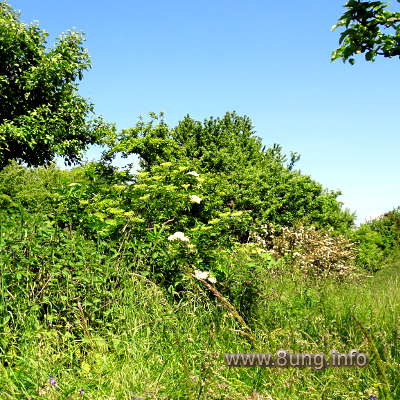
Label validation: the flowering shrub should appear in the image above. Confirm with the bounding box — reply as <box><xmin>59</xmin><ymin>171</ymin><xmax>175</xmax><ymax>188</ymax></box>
<box><xmin>52</xmin><ymin>158</ymin><xmax>254</xmax><ymax>292</ymax></box>
<box><xmin>104</xmin><ymin>112</ymin><xmax>355</xmax><ymax>233</ymax></box>
<box><xmin>250</xmin><ymin>224</ymin><xmax>358</xmax><ymax>277</ymax></box>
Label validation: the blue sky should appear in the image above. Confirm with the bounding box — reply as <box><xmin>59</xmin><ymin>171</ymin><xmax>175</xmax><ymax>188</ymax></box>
<box><xmin>10</xmin><ymin>0</ymin><xmax>400</xmax><ymax>225</ymax></box>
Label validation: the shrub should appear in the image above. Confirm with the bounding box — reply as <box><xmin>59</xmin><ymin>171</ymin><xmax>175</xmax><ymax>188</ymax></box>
<box><xmin>249</xmin><ymin>223</ymin><xmax>358</xmax><ymax>278</ymax></box>
<box><xmin>52</xmin><ymin>159</ymin><xmax>255</xmax><ymax>292</ymax></box>
<box><xmin>208</xmin><ymin>242</ymin><xmax>279</xmax><ymax>319</ymax></box>
<box><xmin>104</xmin><ymin>112</ymin><xmax>355</xmax><ymax>233</ymax></box>
<box><xmin>0</xmin><ymin>161</ymin><xmax>88</xmax><ymax>213</ymax></box>
<box><xmin>0</xmin><ymin>212</ymin><xmax>129</xmax><ymax>346</ymax></box>
<box><xmin>367</xmin><ymin>208</ymin><xmax>400</xmax><ymax>252</ymax></box>
<box><xmin>351</xmin><ymin>208</ymin><xmax>400</xmax><ymax>271</ymax></box>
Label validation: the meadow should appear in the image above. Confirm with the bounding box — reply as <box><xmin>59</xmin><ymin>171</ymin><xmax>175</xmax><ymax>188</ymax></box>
<box><xmin>0</xmin><ymin>184</ymin><xmax>399</xmax><ymax>399</ymax></box>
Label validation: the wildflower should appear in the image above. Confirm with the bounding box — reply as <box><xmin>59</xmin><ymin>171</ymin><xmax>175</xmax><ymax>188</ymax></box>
<box><xmin>194</xmin><ymin>270</ymin><xmax>217</xmax><ymax>283</ymax></box>
<box><xmin>189</xmin><ymin>195</ymin><xmax>202</xmax><ymax>204</ymax></box>
<box><xmin>194</xmin><ymin>269</ymin><xmax>208</xmax><ymax>280</ymax></box>
<box><xmin>368</xmin><ymin>396</ymin><xmax>377</xmax><ymax>400</ymax></box>
<box><xmin>168</xmin><ymin>231</ymin><xmax>189</xmax><ymax>242</ymax></box>
<box><xmin>79</xmin><ymin>388</ymin><xmax>84</xmax><ymax>396</ymax></box>
<box><xmin>186</xmin><ymin>171</ymin><xmax>199</xmax><ymax>177</ymax></box>
<box><xmin>48</xmin><ymin>376</ymin><xmax>57</xmax><ymax>388</ymax></box>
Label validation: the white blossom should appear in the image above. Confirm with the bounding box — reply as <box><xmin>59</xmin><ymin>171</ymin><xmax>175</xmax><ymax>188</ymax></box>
<box><xmin>186</xmin><ymin>171</ymin><xmax>199</xmax><ymax>177</ymax></box>
<box><xmin>189</xmin><ymin>195</ymin><xmax>202</xmax><ymax>204</ymax></box>
<box><xmin>168</xmin><ymin>231</ymin><xmax>189</xmax><ymax>242</ymax></box>
<box><xmin>194</xmin><ymin>269</ymin><xmax>209</xmax><ymax>280</ymax></box>
<box><xmin>193</xmin><ymin>270</ymin><xmax>217</xmax><ymax>284</ymax></box>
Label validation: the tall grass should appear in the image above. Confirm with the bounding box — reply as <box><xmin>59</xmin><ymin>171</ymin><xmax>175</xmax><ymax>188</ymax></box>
<box><xmin>0</xmin><ymin>212</ymin><xmax>398</xmax><ymax>399</ymax></box>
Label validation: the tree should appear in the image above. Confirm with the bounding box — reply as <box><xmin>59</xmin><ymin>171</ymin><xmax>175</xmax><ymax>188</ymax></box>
<box><xmin>0</xmin><ymin>1</ymin><xmax>110</xmax><ymax>169</ymax></box>
<box><xmin>102</xmin><ymin>111</ymin><xmax>355</xmax><ymax>233</ymax></box>
<box><xmin>331</xmin><ymin>0</ymin><xmax>400</xmax><ymax>64</ymax></box>
<box><xmin>103</xmin><ymin>111</ymin><xmax>300</xmax><ymax>173</ymax></box>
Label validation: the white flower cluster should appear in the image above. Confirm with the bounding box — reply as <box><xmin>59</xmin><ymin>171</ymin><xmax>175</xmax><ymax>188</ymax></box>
<box><xmin>249</xmin><ymin>224</ymin><xmax>357</xmax><ymax>277</ymax></box>
<box><xmin>168</xmin><ymin>231</ymin><xmax>189</xmax><ymax>242</ymax></box>
<box><xmin>194</xmin><ymin>269</ymin><xmax>217</xmax><ymax>284</ymax></box>
<box><xmin>186</xmin><ymin>171</ymin><xmax>199</xmax><ymax>177</ymax></box>
<box><xmin>189</xmin><ymin>195</ymin><xmax>202</xmax><ymax>204</ymax></box>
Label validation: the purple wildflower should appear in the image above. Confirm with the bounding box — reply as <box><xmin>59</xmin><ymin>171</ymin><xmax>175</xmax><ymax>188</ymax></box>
<box><xmin>79</xmin><ymin>388</ymin><xmax>84</xmax><ymax>396</ymax></box>
<box><xmin>48</xmin><ymin>376</ymin><xmax>57</xmax><ymax>388</ymax></box>
<box><xmin>369</xmin><ymin>396</ymin><xmax>377</xmax><ymax>400</ymax></box>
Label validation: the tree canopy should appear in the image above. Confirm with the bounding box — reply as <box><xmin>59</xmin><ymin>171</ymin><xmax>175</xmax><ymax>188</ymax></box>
<box><xmin>0</xmin><ymin>1</ymin><xmax>109</xmax><ymax>169</ymax></box>
<box><xmin>103</xmin><ymin>111</ymin><xmax>300</xmax><ymax>174</ymax></box>
<box><xmin>332</xmin><ymin>0</ymin><xmax>400</xmax><ymax>63</ymax></box>
<box><xmin>102</xmin><ymin>112</ymin><xmax>355</xmax><ymax>234</ymax></box>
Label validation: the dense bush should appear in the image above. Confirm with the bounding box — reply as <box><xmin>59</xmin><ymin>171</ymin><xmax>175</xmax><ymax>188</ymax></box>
<box><xmin>208</xmin><ymin>243</ymin><xmax>279</xmax><ymax>319</ymax></box>
<box><xmin>52</xmin><ymin>159</ymin><xmax>255</xmax><ymax>292</ymax></box>
<box><xmin>0</xmin><ymin>161</ymin><xmax>87</xmax><ymax>213</ymax></box>
<box><xmin>103</xmin><ymin>112</ymin><xmax>355</xmax><ymax>233</ymax></box>
<box><xmin>368</xmin><ymin>208</ymin><xmax>400</xmax><ymax>251</ymax></box>
<box><xmin>0</xmin><ymin>212</ymin><xmax>130</xmax><ymax>354</ymax></box>
<box><xmin>351</xmin><ymin>208</ymin><xmax>400</xmax><ymax>271</ymax></box>
<box><xmin>249</xmin><ymin>223</ymin><xmax>358</xmax><ymax>278</ymax></box>
<box><xmin>47</xmin><ymin>151</ymin><xmax>355</xmax><ymax>291</ymax></box>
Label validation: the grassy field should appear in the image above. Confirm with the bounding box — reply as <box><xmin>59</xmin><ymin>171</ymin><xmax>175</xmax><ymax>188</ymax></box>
<box><xmin>0</xmin><ymin>214</ymin><xmax>399</xmax><ymax>399</ymax></box>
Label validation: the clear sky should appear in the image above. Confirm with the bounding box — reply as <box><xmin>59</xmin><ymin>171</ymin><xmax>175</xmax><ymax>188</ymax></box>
<box><xmin>9</xmin><ymin>0</ymin><xmax>400</xmax><ymax>225</ymax></box>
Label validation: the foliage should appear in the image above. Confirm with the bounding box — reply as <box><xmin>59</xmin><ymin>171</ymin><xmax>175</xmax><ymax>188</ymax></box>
<box><xmin>0</xmin><ymin>145</ymin><xmax>398</xmax><ymax>400</ymax></box>
<box><xmin>0</xmin><ymin>1</ymin><xmax>111</xmax><ymax>169</ymax></box>
<box><xmin>52</xmin><ymin>159</ymin><xmax>255</xmax><ymax>292</ymax></box>
<box><xmin>220</xmin><ymin>159</ymin><xmax>355</xmax><ymax>233</ymax></box>
<box><xmin>0</xmin><ymin>102</ymin><xmax>352</xmax><ymax>290</ymax></box>
<box><xmin>103</xmin><ymin>111</ymin><xmax>300</xmax><ymax>173</ymax></box>
<box><xmin>332</xmin><ymin>0</ymin><xmax>400</xmax><ymax>64</ymax></box>
<box><xmin>48</xmin><ymin>153</ymin><xmax>355</xmax><ymax>292</ymax></box>
<box><xmin>368</xmin><ymin>207</ymin><xmax>400</xmax><ymax>248</ymax></box>
<box><xmin>0</xmin><ymin>161</ymin><xmax>88</xmax><ymax>213</ymax></box>
<box><xmin>0</xmin><ymin>212</ymin><xmax>129</xmax><ymax>342</ymax></box>
<box><xmin>351</xmin><ymin>207</ymin><xmax>400</xmax><ymax>271</ymax></box>
<box><xmin>102</xmin><ymin>112</ymin><xmax>355</xmax><ymax>233</ymax></box>
<box><xmin>1</xmin><ymin>206</ymin><xmax>399</xmax><ymax>399</ymax></box>
<box><xmin>352</xmin><ymin>223</ymin><xmax>388</xmax><ymax>271</ymax></box>
<box><xmin>209</xmin><ymin>243</ymin><xmax>279</xmax><ymax>319</ymax></box>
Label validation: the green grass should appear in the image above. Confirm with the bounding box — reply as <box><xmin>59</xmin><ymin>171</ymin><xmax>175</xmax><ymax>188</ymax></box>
<box><xmin>0</xmin><ymin>214</ymin><xmax>399</xmax><ymax>399</ymax></box>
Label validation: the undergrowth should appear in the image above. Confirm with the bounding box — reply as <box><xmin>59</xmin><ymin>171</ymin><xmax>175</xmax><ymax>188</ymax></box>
<box><xmin>0</xmin><ymin>211</ymin><xmax>398</xmax><ymax>399</ymax></box>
